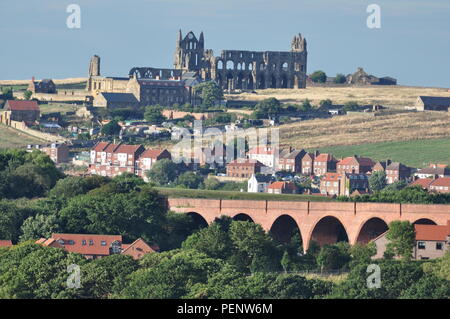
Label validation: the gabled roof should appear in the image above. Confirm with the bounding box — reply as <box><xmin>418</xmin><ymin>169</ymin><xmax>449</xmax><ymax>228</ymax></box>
<box><xmin>418</xmin><ymin>96</ymin><xmax>450</xmax><ymax>107</ymax></box>
<box><xmin>283</xmin><ymin>149</ymin><xmax>305</xmax><ymax>159</ymax></box>
<box><xmin>386</xmin><ymin>162</ymin><xmax>409</xmax><ymax>170</ymax></box>
<box><xmin>92</xmin><ymin>141</ymin><xmax>111</xmax><ymax>152</ymax></box>
<box><xmin>140</xmin><ymin>148</ymin><xmax>168</xmax><ymax>159</ymax></box>
<box><xmin>115</xmin><ymin>144</ymin><xmax>144</xmax><ymax>155</ymax></box>
<box><xmin>5</xmin><ymin>100</ymin><xmax>40</xmax><ymax>111</ymax></box>
<box><xmin>409</xmin><ymin>178</ymin><xmax>434</xmax><ymax>189</ymax></box>
<box><xmin>268</xmin><ymin>181</ymin><xmax>297</xmax><ymax>190</ymax></box>
<box><xmin>51</xmin><ymin>233</ymin><xmax>122</xmax><ymax>256</ymax></box>
<box><xmin>121</xmin><ymin>238</ymin><xmax>156</xmax><ymax>260</ymax></box>
<box><xmin>430</xmin><ymin>177</ymin><xmax>450</xmax><ymax>187</ymax></box>
<box><xmin>314</xmin><ymin>153</ymin><xmax>335</xmax><ymax>162</ymax></box>
<box><xmin>338</xmin><ymin>156</ymin><xmax>375</xmax><ymax>167</ymax></box>
<box><xmin>322</xmin><ymin>172</ymin><xmax>342</xmax><ymax>181</ymax></box>
<box><xmin>248</xmin><ymin>146</ymin><xmax>277</xmax><ymax>155</ymax></box>
<box><xmin>228</xmin><ymin>158</ymin><xmax>263</xmax><ymax>167</ymax></box>
<box><xmin>252</xmin><ymin>174</ymin><xmax>272</xmax><ymax>183</ymax></box>
<box><xmin>416</xmin><ymin>166</ymin><xmax>450</xmax><ymax>176</ymax></box>
<box><xmin>415</xmin><ymin>223</ymin><xmax>449</xmax><ymax>241</ymax></box>
<box><xmin>0</xmin><ymin>240</ymin><xmax>13</xmax><ymax>247</ymax></box>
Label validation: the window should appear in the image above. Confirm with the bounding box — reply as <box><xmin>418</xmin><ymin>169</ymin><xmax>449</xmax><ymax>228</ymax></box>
<box><xmin>82</xmin><ymin>240</ymin><xmax>86</xmax><ymax>246</ymax></box>
<box><xmin>436</xmin><ymin>242</ymin><xmax>443</xmax><ymax>250</ymax></box>
<box><xmin>417</xmin><ymin>241</ymin><xmax>426</xmax><ymax>249</ymax></box>
<box><xmin>101</xmin><ymin>241</ymin><xmax>107</xmax><ymax>246</ymax></box>
<box><xmin>89</xmin><ymin>240</ymin><xmax>94</xmax><ymax>246</ymax></box>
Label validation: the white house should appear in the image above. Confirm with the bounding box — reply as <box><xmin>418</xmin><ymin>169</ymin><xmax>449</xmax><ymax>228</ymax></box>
<box><xmin>247</xmin><ymin>174</ymin><xmax>272</xmax><ymax>193</ymax></box>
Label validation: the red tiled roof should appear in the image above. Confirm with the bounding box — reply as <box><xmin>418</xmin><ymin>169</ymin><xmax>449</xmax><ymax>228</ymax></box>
<box><xmin>228</xmin><ymin>158</ymin><xmax>263</xmax><ymax>167</ymax></box>
<box><xmin>430</xmin><ymin>177</ymin><xmax>450</xmax><ymax>187</ymax></box>
<box><xmin>115</xmin><ymin>144</ymin><xmax>143</xmax><ymax>155</ymax></box>
<box><xmin>268</xmin><ymin>181</ymin><xmax>297</xmax><ymax>190</ymax></box>
<box><xmin>92</xmin><ymin>142</ymin><xmax>110</xmax><ymax>152</ymax></box>
<box><xmin>141</xmin><ymin>149</ymin><xmax>165</xmax><ymax>159</ymax></box>
<box><xmin>322</xmin><ymin>172</ymin><xmax>342</xmax><ymax>181</ymax></box>
<box><xmin>415</xmin><ymin>223</ymin><xmax>449</xmax><ymax>241</ymax></box>
<box><xmin>315</xmin><ymin>153</ymin><xmax>335</xmax><ymax>162</ymax></box>
<box><xmin>6</xmin><ymin>100</ymin><xmax>40</xmax><ymax>111</ymax></box>
<box><xmin>338</xmin><ymin>156</ymin><xmax>375</xmax><ymax>166</ymax></box>
<box><xmin>51</xmin><ymin>233</ymin><xmax>122</xmax><ymax>256</ymax></box>
<box><xmin>410</xmin><ymin>178</ymin><xmax>434</xmax><ymax>189</ymax></box>
<box><xmin>247</xmin><ymin>146</ymin><xmax>277</xmax><ymax>155</ymax></box>
<box><xmin>0</xmin><ymin>240</ymin><xmax>13</xmax><ymax>247</ymax></box>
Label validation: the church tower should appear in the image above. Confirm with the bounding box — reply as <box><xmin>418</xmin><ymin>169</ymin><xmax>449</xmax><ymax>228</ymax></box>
<box><xmin>291</xmin><ymin>34</ymin><xmax>307</xmax><ymax>52</ymax></box>
<box><xmin>173</xmin><ymin>30</ymin><xmax>205</xmax><ymax>72</ymax></box>
<box><xmin>89</xmin><ymin>55</ymin><xmax>101</xmax><ymax>77</ymax></box>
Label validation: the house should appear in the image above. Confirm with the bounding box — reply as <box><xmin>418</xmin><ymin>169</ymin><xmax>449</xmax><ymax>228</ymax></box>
<box><xmin>416</xmin><ymin>96</ymin><xmax>450</xmax><ymax>111</ymax></box>
<box><xmin>28</xmin><ymin>78</ymin><xmax>56</xmax><ymax>94</ymax></box>
<box><xmin>0</xmin><ymin>240</ymin><xmax>13</xmax><ymax>247</ymax></box>
<box><xmin>409</xmin><ymin>178</ymin><xmax>434</xmax><ymax>190</ymax></box>
<box><xmin>319</xmin><ymin>172</ymin><xmax>341</xmax><ymax>196</ymax></box>
<box><xmin>36</xmin><ymin>233</ymin><xmax>155</xmax><ymax>260</ymax></box>
<box><xmin>1</xmin><ymin>100</ymin><xmax>40</xmax><ymax>125</ymax></box>
<box><xmin>313</xmin><ymin>153</ymin><xmax>337</xmax><ymax>176</ymax></box>
<box><xmin>267</xmin><ymin>181</ymin><xmax>298</xmax><ymax>194</ymax></box>
<box><xmin>385</xmin><ymin>162</ymin><xmax>411</xmax><ymax>184</ymax></box>
<box><xmin>372</xmin><ymin>221</ymin><xmax>450</xmax><ymax>260</ymax></box>
<box><xmin>429</xmin><ymin>177</ymin><xmax>450</xmax><ymax>193</ymax></box>
<box><xmin>89</xmin><ymin>142</ymin><xmax>146</xmax><ymax>178</ymax></box>
<box><xmin>41</xmin><ymin>143</ymin><xmax>70</xmax><ymax>164</ymax></box>
<box><xmin>301</xmin><ymin>152</ymin><xmax>316</xmax><ymax>175</ymax></box>
<box><xmin>372</xmin><ymin>160</ymin><xmax>392</xmax><ymax>173</ymax></box>
<box><xmin>342</xmin><ymin>173</ymin><xmax>369</xmax><ymax>196</ymax></box>
<box><xmin>247</xmin><ymin>145</ymin><xmax>278</xmax><ymax>169</ymax></box>
<box><xmin>226</xmin><ymin>159</ymin><xmax>266</xmax><ymax>179</ymax></box>
<box><xmin>278</xmin><ymin>148</ymin><xmax>306</xmax><ymax>173</ymax></box>
<box><xmin>93</xmin><ymin>92</ymin><xmax>140</xmax><ymax>109</ymax></box>
<box><xmin>414</xmin><ymin>164</ymin><xmax>450</xmax><ymax>179</ymax></box>
<box><xmin>137</xmin><ymin>149</ymin><xmax>171</xmax><ymax>180</ymax></box>
<box><xmin>121</xmin><ymin>238</ymin><xmax>158</xmax><ymax>260</ymax></box>
<box><xmin>247</xmin><ymin>174</ymin><xmax>272</xmax><ymax>193</ymax></box>
<box><xmin>336</xmin><ymin>156</ymin><xmax>375</xmax><ymax>174</ymax></box>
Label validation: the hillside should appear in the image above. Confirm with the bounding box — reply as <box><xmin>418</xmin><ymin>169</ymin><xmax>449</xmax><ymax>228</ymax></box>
<box><xmin>0</xmin><ymin>124</ymin><xmax>45</xmax><ymax>149</ymax></box>
<box><xmin>226</xmin><ymin>85</ymin><xmax>450</xmax><ymax>108</ymax></box>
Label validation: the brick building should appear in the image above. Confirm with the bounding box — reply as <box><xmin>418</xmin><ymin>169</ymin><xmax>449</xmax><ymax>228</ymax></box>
<box><xmin>247</xmin><ymin>146</ymin><xmax>278</xmax><ymax>169</ymax></box>
<box><xmin>278</xmin><ymin>148</ymin><xmax>306</xmax><ymax>173</ymax></box>
<box><xmin>319</xmin><ymin>172</ymin><xmax>341</xmax><ymax>196</ymax></box>
<box><xmin>2</xmin><ymin>100</ymin><xmax>40</xmax><ymax>125</ymax></box>
<box><xmin>267</xmin><ymin>181</ymin><xmax>298</xmax><ymax>194</ymax></box>
<box><xmin>226</xmin><ymin>158</ymin><xmax>265</xmax><ymax>178</ymax></box>
<box><xmin>336</xmin><ymin>156</ymin><xmax>375</xmax><ymax>174</ymax></box>
<box><xmin>313</xmin><ymin>153</ymin><xmax>337</xmax><ymax>176</ymax></box>
<box><xmin>41</xmin><ymin>143</ymin><xmax>70</xmax><ymax>164</ymax></box>
<box><xmin>137</xmin><ymin>149</ymin><xmax>171</xmax><ymax>181</ymax></box>
<box><xmin>385</xmin><ymin>162</ymin><xmax>411</xmax><ymax>184</ymax></box>
<box><xmin>301</xmin><ymin>152</ymin><xmax>315</xmax><ymax>175</ymax></box>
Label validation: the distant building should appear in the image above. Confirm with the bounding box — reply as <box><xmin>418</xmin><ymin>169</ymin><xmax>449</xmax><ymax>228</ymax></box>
<box><xmin>137</xmin><ymin>149</ymin><xmax>171</xmax><ymax>181</ymax></box>
<box><xmin>319</xmin><ymin>172</ymin><xmax>369</xmax><ymax>196</ymax></box>
<box><xmin>278</xmin><ymin>148</ymin><xmax>306</xmax><ymax>173</ymax></box>
<box><xmin>41</xmin><ymin>143</ymin><xmax>70</xmax><ymax>164</ymax></box>
<box><xmin>385</xmin><ymin>162</ymin><xmax>411</xmax><ymax>184</ymax></box>
<box><xmin>416</xmin><ymin>96</ymin><xmax>450</xmax><ymax>111</ymax></box>
<box><xmin>36</xmin><ymin>233</ymin><xmax>155</xmax><ymax>260</ymax></box>
<box><xmin>267</xmin><ymin>181</ymin><xmax>298</xmax><ymax>194</ymax></box>
<box><xmin>247</xmin><ymin>174</ymin><xmax>272</xmax><ymax>193</ymax></box>
<box><xmin>93</xmin><ymin>92</ymin><xmax>139</xmax><ymax>109</ymax></box>
<box><xmin>414</xmin><ymin>164</ymin><xmax>450</xmax><ymax>179</ymax></box>
<box><xmin>409</xmin><ymin>178</ymin><xmax>434</xmax><ymax>190</ymax></box>
<box><xmin>336</xmin><ymin>156</ymin><xmax>375</xmax><ymax>175</ymax></box>
<box><xmin>319</xmin><ymin>172</ymin><xmax>341</xmax><ymax>196</ymax></box>
<box><xmin>226</xmin><ymin>158</ymin><xmax>265</xmax><ymax>179</ymax></box>
<box><xmin>429</xmin><ymin>177</ymin><xmax>450</xmax><ymax>193</ymax></box>
<box><xmin>28</xmin><ymin>78</ymin><xmax>56</xmax><ymax>94</ymax></box>
<box><xmin>372</xmin><ymin>160</ymin><xmax>392</xmax><ymax>173</ymax></box>
<box><xmin>1</xmin><ymin>100</ymin><xmax>40</xmax><ymax>125</ymax></box>
<box><xmin>372</xmin><ymin>221</ymin><xmax>450</xmax><ymax>260</ymax></box>
<box><xmin>301</xmin><ymin>152</ymin><xmax>316</xmax><ymax>175</ymax></box>
<box><xmin>313</xmin><ymin>153</ymin><xmax>337</xmax><ymax>176</ymax></box>
<box><xmin>247</xmin><ymin>146</ymin><xmax>278</xmax><ymax>169</ymax></box>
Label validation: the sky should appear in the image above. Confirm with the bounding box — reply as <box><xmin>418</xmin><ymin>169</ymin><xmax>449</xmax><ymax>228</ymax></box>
<box><xmin>1</xmin><ymin>0</ymin><xmax>450</xmax><ymax>87</ymax></box>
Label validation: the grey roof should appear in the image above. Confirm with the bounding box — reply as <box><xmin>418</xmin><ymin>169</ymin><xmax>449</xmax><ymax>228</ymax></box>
<box><xmin>418</xmin><ymin>96</ymin><xmax>450</xmax><ymax>107</ymax></box>
<box><xmin>386</xmin><ymin>162</ymin><xmax>409</xmax><ymax>170</ymax></box>
<box><xmin>416</xmin><ymin>167</ymin><xmax>450</xmax><ymax>175</ymax></box>
<box><xmin>254</xmin><ymin>175</ymin><xmax>272</xmax><ymax>183</ymax></box>
<box><xmin>283</xmin><ymin>149</ymin><xmax>306</xmax><ymax>159</ymax></box>
<box><xmin>100</xmin><ymin>92</ymin><xmax>138</xmax><ymax>103</ymax></box>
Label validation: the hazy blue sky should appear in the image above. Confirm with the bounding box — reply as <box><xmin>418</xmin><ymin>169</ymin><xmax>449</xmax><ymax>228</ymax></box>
<box><xmin>1</xmin><ymin>0</ymin><xmax>449</xmax><ymax>87</ymax></box>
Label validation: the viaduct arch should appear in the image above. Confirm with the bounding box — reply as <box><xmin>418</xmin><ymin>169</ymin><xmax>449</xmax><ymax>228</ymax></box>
<box><xmin>168</xmin><ymin>198</ymin><xmax>450</xmax><ymax>252</ymax></box>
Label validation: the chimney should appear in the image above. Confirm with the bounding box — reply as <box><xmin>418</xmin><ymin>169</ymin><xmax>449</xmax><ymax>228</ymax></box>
<box><xmin>314</xmin><ymin>150</ymin><xmax>320</xmax><ymax>157</ymax></box>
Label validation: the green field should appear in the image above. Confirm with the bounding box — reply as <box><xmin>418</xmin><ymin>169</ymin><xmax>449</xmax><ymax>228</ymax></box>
<box><xmin>316</xmin><ymin>137</ymin><xmax>450</xmax><ymax>168</ymax></box>
<box><xmin>0</xmin><ymin>124</ymin><xmax>45</xmax><ymax>149</ymax></box>
<box><xmin>156</xmin><ymin>187</ymin><xmax>334</xmax><ymax>202</ymax></box>
<box><xmin>39</xmin><ymin>103</ymin><xmax>78</xmax><ymax>115</ymax></box>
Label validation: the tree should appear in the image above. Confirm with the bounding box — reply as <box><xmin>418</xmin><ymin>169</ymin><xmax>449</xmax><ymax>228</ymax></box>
<box><xmin>20</xmin><ymin>214</ymin><xmax>61</xmax><ymax>241</ymax></box>
<box><xmin>319</xmin><ymin>99</ymin><xmax>333</xmax><ymax>109</ymax></box>
<box><xmin>369</xmin><ymin>170</ymin><xmax>387</xmax><ymax>192</ymax></box>
<box><xmin>23</xmin><ymin>90</ymin><xmax>33</xmax><ymax>100</ymax></box>
<box><xmin>343</xmin><ymin>101</ymin><xmax>359</xmax><ymax>112</ymax></box>
<box><xmin>101</xmin><ymin>120</ymin><xmax>121</xmax><ymax>136</ymax></box>
<box><xmin>176</xmin><ymin>171</ymin><xmax>204</xmax><ymax>189</ymax></box>
<box><xmin>204</xmin><ymin>177</ymin><xmax>221</xmax><ymax>190</ymax></box>
<box><xmin>317</xmin><ymin>243</ymin><xmax>351</xmax><ymax>271</ymax></box>
<box><xmin>298</xmin><ymin>99</ymin><xmax>312</xmax><ymax>112</ymax></box>
<box><xmin>385</xmin><ymin>221</ymin><xmax>415</xmax><ymax>260</ymax></box>
<box><xmin>146</xmin><ymin>159</ymin><xmax>180</xmax><ymax>186</ymax></box>
<box><xmin>144</xmin><ymin>105</ymin><xmax>166</xmax><ymax>125</ymax></box>
<box><xmin>252</xmin><ymin>98</ymin><xmax>282</xmax><ymax>119</ymax></box>
<box><xmin>309</xmin><ymin>70</ymin><xmax>327</xmax><ymax>83</ymax></box>
<box><xmin>334</xmin><ymin>73</ymin><xmax>347</xmax><ymax>84</ymax></box>
<box><xmin>194</xmin><ymin>81</ymin><xmax>224</xmax><ymax>108</ymax></box>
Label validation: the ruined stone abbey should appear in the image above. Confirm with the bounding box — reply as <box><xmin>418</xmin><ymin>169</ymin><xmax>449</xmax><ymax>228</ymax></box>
<box><xmin>85</xmin><ymin>30</ymin><xmax>307</xmax><ymax>108</ymax></box>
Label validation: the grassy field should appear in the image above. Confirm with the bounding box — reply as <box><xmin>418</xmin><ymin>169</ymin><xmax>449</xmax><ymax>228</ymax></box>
<box><xmin>0</xmin><ymin>124</ymin><xmax>45</xmax><ymax>149</ymax></box>
<box><xmin>226</xmin><ymin>85</ymin><xmax>450</xmax><ymax>108</ymax></box>
<box><xmin>280</xmin><ymin>111</ymin><xmax>450</xmax><ymax>150</ymax></box>
<box><xmin>316</xmin><ymin>138</ymin><xmax>450</xmax><ymax>168</ymax></box>
<box><xmin>39</xmin><ymin>103</ymin><xmax>78</xmax><ymax>115</ymax></box>
<box><xmin>156</xmin><ymin>187</ymin><xmax>334</xmax><ymax>202</ymax></box>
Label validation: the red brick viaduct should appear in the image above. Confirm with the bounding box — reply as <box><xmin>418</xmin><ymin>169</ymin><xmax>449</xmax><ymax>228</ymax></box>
<box><xmin>168</xmin><ymin>198</ymin><xmax>450</xmax><ymax>251</ymax></box>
